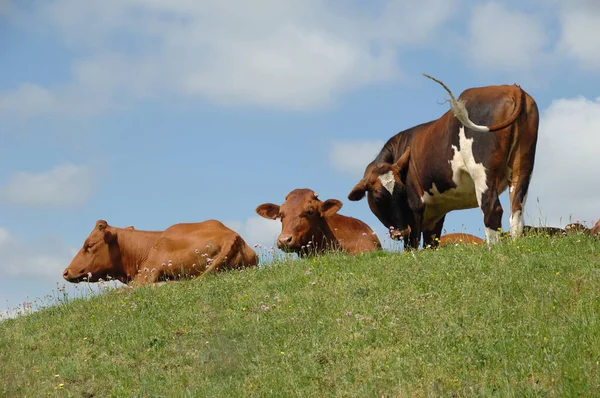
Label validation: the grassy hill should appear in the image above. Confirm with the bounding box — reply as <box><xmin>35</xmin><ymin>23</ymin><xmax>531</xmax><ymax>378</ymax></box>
<box><xmin>1</xmin><ymin>234</ymin><xmax>600</xmax><ymax>397</ymax></box>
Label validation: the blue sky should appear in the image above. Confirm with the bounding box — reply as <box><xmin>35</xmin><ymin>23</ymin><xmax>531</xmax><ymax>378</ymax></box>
<box><xmin>1</xmin><ymin>0</ymin><xmax>599</xmax><ymax>316</ymax></box>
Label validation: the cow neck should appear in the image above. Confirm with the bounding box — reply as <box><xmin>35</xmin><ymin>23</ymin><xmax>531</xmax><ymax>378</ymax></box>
<box><xmin>408</xmin><ymin>155</ymin><xmax>425</xmax><ymax>198</ymax></box>
<box><xmin>116</xmin><ymin>228</ymin><xmax>162</xmax><ymax>280</ymax></box>
<box><xmin>313</xmin><ymin>217</ymin><xmax>337</xmax><ymax>251</ymax></box>
<box><xmin>391</xmin><ymin>138</ymin><xmax>425</xmax><ymax>198</ymax></box>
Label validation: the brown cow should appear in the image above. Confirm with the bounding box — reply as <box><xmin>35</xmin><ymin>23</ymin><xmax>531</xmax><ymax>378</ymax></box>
<box><xmin>348</xmin><ymin>74</ymin><xmax>539</xmax><ymax>249</ymax></box>
<box><xmin>592</xmin><ymin>220</ymin><xmax>600</xmax><ymax>235</ymax></box>
<box><xmin>256</xmin><ymin>188</ymin><xmax>381</xmax><ymax>256</ymax></box>
<box><xmin>437</xmin><ymin>233</ymin><xmax>485</xmax><ymax>247</ymax></box>
<box><xmin>522</xmin><ymin>226</ymin><xmax>566</xmax><ymax>236</ymax></box>
<box><xmin>565</xmin><ymin>221</ymin><xmax>600</xmax><ymax>236</ymax></box>
<box><xmin>63</xmin><ymin>219</ymin><xmax>258</xmax><ymax>285</ymax></box>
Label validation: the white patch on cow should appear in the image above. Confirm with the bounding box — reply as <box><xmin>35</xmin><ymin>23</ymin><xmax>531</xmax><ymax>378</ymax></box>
<box><xmin>378</xmin><ymin>171</ymin><xmax>395</xmax><ymax>195</ymax></box>
<box><xmin>485</xmin><ymin>227</ymin><xmax>500</xmax><ymax>244</ymax></box>
<box><xmin>420</xmin><ymin>126</ymin><xmax>491</xmax><ymax>230</ymax></box>
<box><xmin>509</xmin><ymin>210</ymin><xmax>524</xmax><ymax>238</ymax></box>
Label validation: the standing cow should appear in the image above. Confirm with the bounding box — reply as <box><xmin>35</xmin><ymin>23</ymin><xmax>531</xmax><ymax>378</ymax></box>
<box><xmin>348</xmin><ymin>75</ymin><xmax>539</xmax><ymax>249</ymax></box>
<box><xmin>63</xmin><ymin>219</ymin><xmax>258</xmax><ymax>285</ymax></box>
<box><xmin>256</xmin><ymin>188</ymin><xmax>381</xmax><ymax>256</ymax></box>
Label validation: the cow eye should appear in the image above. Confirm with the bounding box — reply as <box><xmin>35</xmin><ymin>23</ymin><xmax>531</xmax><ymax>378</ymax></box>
<box><xmin>304</xmin><ymin>209</ymin><xmax>314</xmax><ymax>216</ymax></box>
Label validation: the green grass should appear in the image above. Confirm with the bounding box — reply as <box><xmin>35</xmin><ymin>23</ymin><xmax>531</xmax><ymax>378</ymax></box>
<box><xmin>1</xmin><ymin>234</ymin><xmax>600</xmax><ymax>397</ymax></box>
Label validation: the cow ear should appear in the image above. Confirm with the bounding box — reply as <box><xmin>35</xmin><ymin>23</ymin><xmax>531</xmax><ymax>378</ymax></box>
<box><xmin>393</xmin><ymin>147</ymin><xmax>411</xmax><ymax>173</ymax></box>
<box><xmin>96</xmin><ymin>220</ymin><xmax>108</xmax><ymax>230</ymax></box>
<box><xmin>348</xmin><ymin>180</ymin><xmax>367</xmax><ymax>201</ymax></box>
<box><xmin>256</xmin><ymin>203</ymin><xmax>281</xmax><ymax>220</ymax></box>
<box><xmin>320</xmin><ymin>199</ymin><xmax>342</xmax><ymax>217</ymax></box>
<box><xmin>103</xmin><ymin>229</ymin><xmax>117</xmax><ymax>243</ymax></box>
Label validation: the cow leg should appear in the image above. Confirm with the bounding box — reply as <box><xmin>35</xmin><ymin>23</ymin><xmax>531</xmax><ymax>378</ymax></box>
<box><xmin>422</xmin><ymin>215</ymin><xmax>446</xmax><ymax>249</ymax></box>
<box><xmin>404</xmin><ymin>229</ymin><xmax>421</xmax><ymax>251</ymax></box>
<box><xmin>479</xmin><ymin>186</ymin><xmax>503</xmax><ymax>244</ymax></box>
<box><xmin>131</xmin><ymin>267</ymin><xmax>160</xmax><ymax>286</ymax></box>
<box><xmin>508</xmin><ymin>171</ymin><xmax>532</xmax><ymax>239</ymax></box>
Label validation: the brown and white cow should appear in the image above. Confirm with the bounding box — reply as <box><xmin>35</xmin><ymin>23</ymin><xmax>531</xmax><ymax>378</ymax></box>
<box><xmin>348</xmin><ymin>75</ymin><xmax>539</xmax><ymax>249</ymax></box>
<box><xmin>437</xmin><ymin>233</ymin><xmax>485</xmax><ymax>247</ymax></box>
<box><xmin>256</xmin><ymin>188</ymin><xmax>381</xmax><ymax>256</ymax></box>
<box><xmin>63</xmin><ymin>219</ymin><xmax>258</xmax><ymax>285</ymax></box>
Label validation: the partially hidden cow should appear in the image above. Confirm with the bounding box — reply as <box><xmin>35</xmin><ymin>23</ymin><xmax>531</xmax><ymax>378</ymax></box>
<box><xmin>522</xmin><ymin>226</ymin><xmax>566</xmax><ymax>236</ymax></box>
<box><xmin>593</xmin><ymin>220</ymin><xmax>600</xmax><ymax>235</ymax></box>
<box><xmin>437</xmin><ymin>233</ymin><xmax>485</xmax><ymax>247</ymax></box>
<box><xmin>348</xmin><ymin>74</ymin><xmax>539</xmax><ymax>249</ymax></box>
<box><xmin>256</xmin><ymin>188</ymin><xmax>381</xmax><ymax>256</ymax></box>
<box><xmin>63</xmin><ymin>219</ymin><xmax>258</xmax><ymax>285</ymax></box>
<box><xmin>565</xmin><ymin>221</ymin><xmax>600</xmax><ymax>236</ymax></box>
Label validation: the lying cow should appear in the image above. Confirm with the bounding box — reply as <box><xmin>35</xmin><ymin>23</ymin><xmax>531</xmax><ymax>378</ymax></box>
<box><xmin>256</xmin><ymin>188</ymin><xmax>381</xmax><ymax>256</ymax></box>
<box><xmin>63</xmin><ymin>219</ymin><xmax>258</xmax><ymax>285</ymax></box>
<box><xmin>565</xmin><ymin>221</ymin><xmax>600</xmax><ymax>236</ymax></box>
<box><xmin>437</xmin><ymin>233</ymin><xmax>485</xmax><ymax>247</ymax></box>
<box><xmin>348</xmin><ymin>74</ymin><xmax>539</xmax><ymax>249</ymax></box>
<box><xmin>522</xmin><ymin>226</ymin><xmax>566</xmax><ymax>236</ymax></box>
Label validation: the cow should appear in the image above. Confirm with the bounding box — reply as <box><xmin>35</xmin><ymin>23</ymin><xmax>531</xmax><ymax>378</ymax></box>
<box><xmin>256</xmin><ymin>188</ymin><xmax>381</xmax><ymax>256</ymax></box>
<box><xmin>522</xmin><ymin>226</ymin><xmax>566</xmax><ymax>236</ymax></box>
<box><xmin>565</xmin><ymin>223</ymin><xmax>588</xmax><ymax>233</ymax></box>
<box><xmin>565</xmin><ymin>221</ymin><xmax>600</xmax><ymax>236</ymax></box>
<box><xmin>437</xmin><ymin>233</ymin><xmax>484</xmax><ymax>247</ymax></box>
<box><xmin>348</xmin><ymin>74</ymin><xmax>539</xmax><ymax>249</ymax></box>
<box><xmin>63</xmin><ymin>219</ymin><xmax>258</xmax><ymax>285</ymax></box>
<box><xmin>592</xmin><ymin>220</ymin><xmax>600</xmax><ymax>235</ymax></box>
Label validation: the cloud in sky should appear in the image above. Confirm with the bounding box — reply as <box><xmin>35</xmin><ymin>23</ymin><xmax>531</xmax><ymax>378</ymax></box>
<box><xmin>0</xmin><ymin>163</ymin><xmax>94</xmax><ymax>207</ymax></box>
<box><xmin>1</xmin><ymin>0</ymin><xmax>459</xmax><ymax>117</ymax></box>
<box><xmin>528</xmin><ymin>95</ymin><xmax>600</xmax><ymax>227</ymax></box>
<box><xmin>466</xmin><ymin>2</ymin><xmax>547</xmax><ymax>71</ymax></box>
<box><xmin>224</xmin><ymin>216</ymin><xmax>281</xmax><ymax>249</ymax></box>
<box><xmin>556</xmin><ymin>1</ymin><xmax>600</xmax><ymax>70</ymax></box>
<box><xmin>329</xmin><ymin>140</ymin><xmax>385</xmax><ymax>178</ymax></box>
<box><xmin>0</xmin><ymin>226</ymin><xmax>76</xmax><ymax>280</ymax></box>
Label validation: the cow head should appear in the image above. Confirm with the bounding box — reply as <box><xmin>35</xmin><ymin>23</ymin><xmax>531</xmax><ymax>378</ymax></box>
<box><xmin>348</xmin><ymin>147</ymin><xmax>416</xmax><ymax>244</ymax></box>
<box><xmin>63</xmin><ymin>220</ymin><xmax>122</xmax><ymax>283</ymax></box>
<box><xmin>256</xmin><ymin>189</ymin><xmax>342</xmax><ymax>255</ymax></box>
<box><xmin>592</xmin><ymin>220</ymin><xmax>600</xmax><ymax>236</ymax></box>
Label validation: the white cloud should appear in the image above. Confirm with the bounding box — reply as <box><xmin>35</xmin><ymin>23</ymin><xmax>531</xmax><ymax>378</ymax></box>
<box><xmin>466</xmin><ymin>2</ymin><xmax>547</xmax><ymax>71</ymax></box>
<box><xmin>527</xmin><ymin>96</ymin><xmax>600</xmax><ymax>227</ymax></box>
<box><xmin>557</xmin><ymin>2</ymin><xmax>600</xmax><ymax>71</ymax></box>
<box><xmin>0</xmin><ymin>163</ymin><xmax>94</xmax><ymax>207</ymax></box>
<box><xmin>0</xmin><ymin>226</ymin><xmax>76</xmax><ymax>280</ymax></box>
<box><xmin>330</xmin><ymin>140</ymin><xmax>384</xmax><ymax>177</ymax></box>
<box><xmin>1</xmin><ymin>0</ymin><xmax>458</xmax><ymax>117</ymax></box>
<box><xmin>223</xmin><ymin>216</ymin><xmax>281</xmax><ymax>248</ymax></box>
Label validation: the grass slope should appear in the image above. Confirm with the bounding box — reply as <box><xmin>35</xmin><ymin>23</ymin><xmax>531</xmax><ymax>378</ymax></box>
<box><xmin>1</xmin><ymin>234</ymin><xmax>600</xmax><ymax>397</ymax></box>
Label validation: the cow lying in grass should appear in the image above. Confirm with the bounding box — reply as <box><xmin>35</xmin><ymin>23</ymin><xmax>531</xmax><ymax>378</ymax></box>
<box><xmin>565</xmin><ymin>221</ymin><xmax>600</xmax><ymax>236</ymax></box>
<box><xmin>437</xmin><ymin>233</ymin><xmax>485</xmax><ymax>247</ymax></box>
<box><xmin>63</xmin><ymin>219</ymin><xmax>258</xmax><ymax>285</ymax></box>
<box><xmin>256</xmin><ymin>188</ymin><xmax>381</xmax><ymax>256</ymax></box>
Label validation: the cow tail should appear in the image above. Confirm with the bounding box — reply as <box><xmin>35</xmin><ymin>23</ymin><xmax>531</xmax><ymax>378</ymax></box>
<box><xmin>423</xmin><ymin>74</ymin><xmax>524</xmax><ymax>133</ymax></box>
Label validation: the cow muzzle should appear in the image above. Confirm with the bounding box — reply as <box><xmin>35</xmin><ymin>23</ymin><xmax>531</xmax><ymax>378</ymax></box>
<box><xmin>277</xmin><ymin>234</ymin><xmax>295</xmax><ymax>249</ymax></box>
<box><xmin>62</xmin><ymin>268</ymin><xmax>87</xmax><ymax>283</ymax></box>
<box><xmin>389</xmin><ymin>226</ymin><xmax>411</xmax><ymax>241</ymax></box>
<box><xmin>63</xmin><ymin>268</ymin><xmax>77</xmax><ymax>282</ymax></box>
